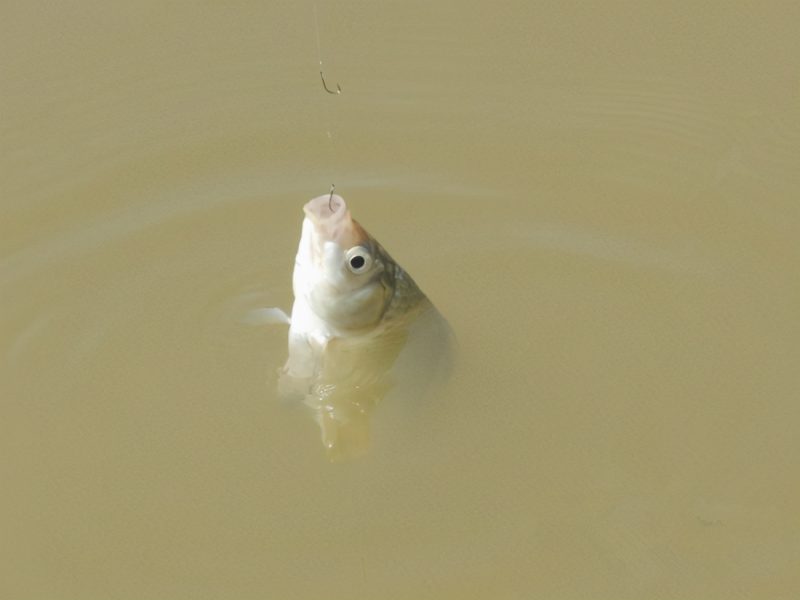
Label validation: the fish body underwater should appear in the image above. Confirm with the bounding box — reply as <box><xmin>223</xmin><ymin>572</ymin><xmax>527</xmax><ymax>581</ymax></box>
<box><xmin>278</xmin><ymin>194</ymin><xmax>452</xmax><ymax>460</ymax></box>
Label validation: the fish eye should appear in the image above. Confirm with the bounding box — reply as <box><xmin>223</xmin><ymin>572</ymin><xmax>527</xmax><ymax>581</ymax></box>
<box><xmin>345</xmin><ymin>246</ymin><xmax>373</xmax><ymax>274</ymax></box>
<box><xmin>350</xmin><ymin>256</ymin><xmax>365</xmax><ymax>269</ymax></box>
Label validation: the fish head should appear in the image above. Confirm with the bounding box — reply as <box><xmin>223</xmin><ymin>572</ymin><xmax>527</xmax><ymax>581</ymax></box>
<box><xmin>294</xmin><ymin>194</ymin><xmax>392</xmax><ymax>332</ymax></box>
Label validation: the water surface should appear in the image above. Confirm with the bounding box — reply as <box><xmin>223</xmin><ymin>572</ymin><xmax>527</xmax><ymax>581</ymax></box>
<box><xmin>3</xmin><ymin>2</ymin><xmax>799</xmax><ymax>598</ymax></box>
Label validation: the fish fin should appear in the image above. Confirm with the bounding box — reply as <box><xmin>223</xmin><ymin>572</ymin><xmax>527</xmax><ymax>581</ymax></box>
<box><xmin>241</xmin><ymin>307</ymin><xmax>291</xmax><ymax>326</ymax></box>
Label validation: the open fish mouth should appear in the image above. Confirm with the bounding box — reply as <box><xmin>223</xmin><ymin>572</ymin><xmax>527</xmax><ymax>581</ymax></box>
<box><xmin>303</xmin><ymin>193</ymin><xmax>346</xmax><ymax>223</ymax></box>
<box><xmin>302</xmin><ymin>194</ymin><xmax>368</xmax><ymax>248</ymax></box>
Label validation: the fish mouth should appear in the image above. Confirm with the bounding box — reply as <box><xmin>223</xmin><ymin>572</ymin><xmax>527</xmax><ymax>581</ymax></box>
<box><xmin>304</xmin><ymin>194</ymin><xmax>347</xmax><ymax>224</ymax></box>
<box><xmin>303</xmin><ymin>194</ymin><xmax>368</xmax><ymax>247</ymax></box>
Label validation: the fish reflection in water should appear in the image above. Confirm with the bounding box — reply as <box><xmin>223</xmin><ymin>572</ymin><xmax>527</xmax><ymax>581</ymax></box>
<box><xmin>275</xmin><ymin>194</ymin><xmax>452</xmax><ymax>461</ymax></box>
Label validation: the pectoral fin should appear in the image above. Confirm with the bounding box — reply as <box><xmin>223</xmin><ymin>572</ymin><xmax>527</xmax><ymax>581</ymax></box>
<box><xmin>241</xmin><ymin>307</ymin><xmax>291</xmax><ymax>326</ymax></box>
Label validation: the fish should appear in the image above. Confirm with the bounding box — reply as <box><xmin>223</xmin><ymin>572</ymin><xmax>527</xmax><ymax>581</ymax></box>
<box><xmin>277</xmin><ymin>193</ymin><xmax>452</xmax><ymax>461</ymax></box>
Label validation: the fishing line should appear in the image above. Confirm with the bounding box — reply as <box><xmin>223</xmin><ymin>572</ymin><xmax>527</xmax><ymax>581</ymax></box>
<box><xmin>313</xmin><ymin>4</ymin><xmax>341</xmax><ymax>200</ymax></box>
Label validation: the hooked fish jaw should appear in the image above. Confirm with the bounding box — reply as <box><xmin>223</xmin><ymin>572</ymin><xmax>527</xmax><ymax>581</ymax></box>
<box><xmin>302</xmin><ymin>194</ymin><xmax>367</xmax><ymax>249</ymax></box>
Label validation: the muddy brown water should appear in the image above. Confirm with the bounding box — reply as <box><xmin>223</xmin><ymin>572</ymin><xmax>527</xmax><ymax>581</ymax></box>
<box><xmin>3</xmin><ymin>2</ymin><xmax>799</xmax><ymax>598</ymax></box>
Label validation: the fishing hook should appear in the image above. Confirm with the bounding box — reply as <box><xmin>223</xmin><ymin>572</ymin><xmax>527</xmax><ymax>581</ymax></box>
<box><xmin>328</xmin><ymin>184</ymin><xmax>336</xmax><ymax>211</ymax></box>
<box><xmin>320</xmin><ymin>70</ymin><xmax>342</xmax><ymax>95</ymax></box>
